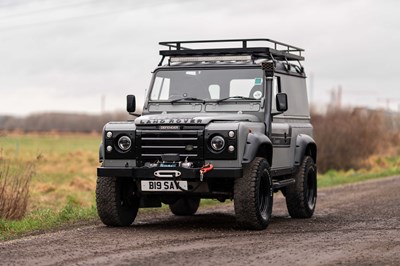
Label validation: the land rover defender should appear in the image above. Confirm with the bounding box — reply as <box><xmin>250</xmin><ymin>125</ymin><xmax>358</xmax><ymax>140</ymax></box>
<box><xmin>96</xmin><ymin>39</ymin><xmax>317</xmax><ymax>230</ymax></box>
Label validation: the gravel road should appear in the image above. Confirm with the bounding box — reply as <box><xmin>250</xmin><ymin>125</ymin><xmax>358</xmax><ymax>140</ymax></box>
<box><xmin>1</xmin><ymin>176</ymin><xmax>399</xmax><ymax>266</ymax></box>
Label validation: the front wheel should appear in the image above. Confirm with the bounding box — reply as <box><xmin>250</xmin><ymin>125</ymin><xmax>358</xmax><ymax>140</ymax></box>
<box><xmin>285</xmin><ymin>156</ymin><xmax>317</xmax><ymax>218</ymax></box>
<box><xmin>96</xmin><ymin>177</ymin><xmax>140</xmax><ymax>226</ymax></box>
<box><xmin>234</xmin><ymin>157</ymin><xmax>273</xmax><ymax>230</ymax></box>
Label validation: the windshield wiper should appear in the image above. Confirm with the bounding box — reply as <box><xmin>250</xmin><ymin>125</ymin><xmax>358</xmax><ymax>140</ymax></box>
<box><xmin>216</xmin><ymin>95</ymin><xmax>256</xmax><ymax>103</ymax></box>
<box><xmin>170</xmin><ymin>97</ymin><xmax>205</xmax><ymax>104</ymax></box>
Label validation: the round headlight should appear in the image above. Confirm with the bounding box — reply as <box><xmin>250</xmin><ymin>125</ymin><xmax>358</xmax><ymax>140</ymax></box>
<box><xmin>210</xmin><ymin>135</ymin><xmax>225</xmax><ymax>151</ymax></box>
<box><xmin>118</xmin><ymin>136</ymin><xmax>132</xmax><ymax>151</ymax></box>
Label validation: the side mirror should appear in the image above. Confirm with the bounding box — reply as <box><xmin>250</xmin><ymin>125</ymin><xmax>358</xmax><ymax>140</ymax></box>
<box><xmin>276</xmin><ymin>93</ymin><xmax>288</xmax><ymax>112</ymax></box>
<box><xmin>127</xmin><ymin>95</ymin><xmax>136</xmax><ymax>113</ymax></box>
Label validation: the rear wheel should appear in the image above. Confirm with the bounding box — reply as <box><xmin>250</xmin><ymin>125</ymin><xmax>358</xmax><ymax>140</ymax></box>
<box><xmin>96</xmin><ymin>177</ymin><xmax>140</xmax><ymax>226</ymax></box>
<box><xmin>234</xmin><ymin>157</ymin><xmax>273</xmax><ymax>230</ymax></box>
<box><xmin>285</xmin><ymin>156</ymin><xmax>317</xmax><ymax>218</ymax></box>
<box><xmin>169</xmin><ymin>197</ymin><xmax>200</xmax><ymax>216</ymax></box>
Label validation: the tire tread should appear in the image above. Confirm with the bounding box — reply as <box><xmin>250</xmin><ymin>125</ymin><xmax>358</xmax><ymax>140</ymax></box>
<box><xmin>285</xmin><ymin>156</ymin><xmax>316</xmax><ymax>218</ymax></box>
<box><xmin>234</xmin><ymin>157</ymin><xmax>272</xmax><ymax>230</ymax></box>
<box><xmin>96</xmin><ymin>177</ymin><xmax>138</xmax><ymax>226</ymax></box>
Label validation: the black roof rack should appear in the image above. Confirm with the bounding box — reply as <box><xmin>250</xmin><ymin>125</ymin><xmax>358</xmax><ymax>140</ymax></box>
<box><xmin>158</xmin><ymin>38</ymin><xmax>304</xmax><ymax>64</ymax></box>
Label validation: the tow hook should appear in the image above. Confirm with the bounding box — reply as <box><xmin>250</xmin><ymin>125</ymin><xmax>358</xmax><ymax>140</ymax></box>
<box><xmin>200</xmin><ymin>163</ymin><xmax>214</xmax><ymax>181</ymax></box>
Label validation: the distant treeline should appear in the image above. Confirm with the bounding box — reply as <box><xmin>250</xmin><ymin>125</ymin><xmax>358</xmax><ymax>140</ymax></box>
<box><xmin>312</xmin><ymin>108</ymin><xmax>400</xmax><ymax>172</ymax></box>
<box><xmin>0</xmin><ymin>112</ymin><xmax>132</xmax><ymax>133</ymax></box>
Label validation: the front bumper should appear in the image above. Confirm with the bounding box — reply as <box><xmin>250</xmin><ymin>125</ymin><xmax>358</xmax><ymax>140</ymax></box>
<box><xmin>97</xmin><ymin>166</ymin><xmax>243</xmax><ymax>180</ymax></box>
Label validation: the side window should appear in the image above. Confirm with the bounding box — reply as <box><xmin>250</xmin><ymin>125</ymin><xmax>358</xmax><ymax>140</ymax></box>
<box><xmin>280</xmin><ymin>76</ymin><xmax>309</xmax><ymax>116</ymax></box>
<box><xmin>150</xmin><ymin>77</ymin><xmax>170</xmax><ymax>100</ymax></box>
<box><xmin>208</xmin><ymin>84</ymin><xmax>220</xmax><ymax>99</ymax></box>
<box><xmin>271</xmin><ymin>76</ymin><xmax>281</xmax><ymax>112</ymax></box>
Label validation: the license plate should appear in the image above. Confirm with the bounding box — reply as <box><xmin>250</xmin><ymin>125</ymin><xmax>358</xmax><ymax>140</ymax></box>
<box><xmin>141</xmin><ymin>180</ymin><xmax>187</xmax><ymax>192</ymax></box>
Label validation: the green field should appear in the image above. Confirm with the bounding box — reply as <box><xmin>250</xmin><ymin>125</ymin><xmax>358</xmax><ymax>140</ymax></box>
<box><xmin>0</xmin><ymin>133</ymin><xmax>100</xmax><ymax>240</ymax></box>
<box><xmin>0</xmin><ymin>133</ymin><xmax>399</xmax><ymax>240</ymax></box>
<box><xmin>0</xmin><ymin>133</ymin><xmax>100</xmax><ymax>211</ymax></box>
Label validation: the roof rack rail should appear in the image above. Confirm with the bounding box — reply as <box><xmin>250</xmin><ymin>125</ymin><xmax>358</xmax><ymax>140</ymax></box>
<box><xmin>158</xmin><ymin>38</ymin><xmax>304</xmax><ymax>65</ymax></box>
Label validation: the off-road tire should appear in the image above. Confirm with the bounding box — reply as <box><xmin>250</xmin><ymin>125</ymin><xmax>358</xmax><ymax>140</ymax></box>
<box><xmin>285</xmin><ymin>156</ymin><xmax>317</xmax><ymax>218</ymax></box>
<box><xmin>96</xmin><ymin>177</ymin><xmax>140</xmax><ymax>226</ymax></box>
<box><xmin>234</xmin><ymin>157</ymin><xmax>273</xmax><ymax>230</ymax></box>
<box><xmin>169</xmin><ymin>197</ymin><xmax>200</xmax><ymax>216</ymax></box>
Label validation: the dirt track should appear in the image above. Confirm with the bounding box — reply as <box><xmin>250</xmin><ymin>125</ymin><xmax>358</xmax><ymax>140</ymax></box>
<box><xmin>1</xmin><ymin>176</ymin><xmax>400</xmax><ymax>266</ymax></box>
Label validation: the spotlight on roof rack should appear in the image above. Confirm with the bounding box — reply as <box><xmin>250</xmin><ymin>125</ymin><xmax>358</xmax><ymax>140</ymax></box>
<box><xmin>170</xmin><ymin>55</ymin><xmax>252</xmax><ymax>63</ymax></box>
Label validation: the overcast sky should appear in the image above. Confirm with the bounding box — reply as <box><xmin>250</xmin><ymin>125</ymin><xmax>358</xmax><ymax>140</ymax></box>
<box><xmin>0</xmin><ymin>0</ymin><xmax>399</xmax><ymax>116</ymax></box>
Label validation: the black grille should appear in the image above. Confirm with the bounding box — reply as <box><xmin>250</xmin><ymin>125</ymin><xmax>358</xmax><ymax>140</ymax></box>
<box><xmin>136</xmin><ymin>129</ymin><xmax>204</xmax><ymax>163</ymax></box>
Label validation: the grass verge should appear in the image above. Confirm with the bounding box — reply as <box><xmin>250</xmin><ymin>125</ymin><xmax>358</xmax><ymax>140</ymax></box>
<box><xmin>318</xmin><ymin>155</ymin><xmax>400</xmax><ymax>187</ymax></box>
<box><xmin>0</xmin><ymin>196</ymin><xmax>97</xmax><ymax>241</ymax></box>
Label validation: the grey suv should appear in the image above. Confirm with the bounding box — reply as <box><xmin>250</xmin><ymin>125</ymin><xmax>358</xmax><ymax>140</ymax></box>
<box><xmin>96</xmin><ymin>39</ymin><xmax>317</xmax><ymax>230</ymax></box>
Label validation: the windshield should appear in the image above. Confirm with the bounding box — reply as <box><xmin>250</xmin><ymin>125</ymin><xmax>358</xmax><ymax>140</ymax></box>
<box><xmin>149</xmin><ymin>68</ymin><xmax>264</xmax><ymax>102</ymax></box>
